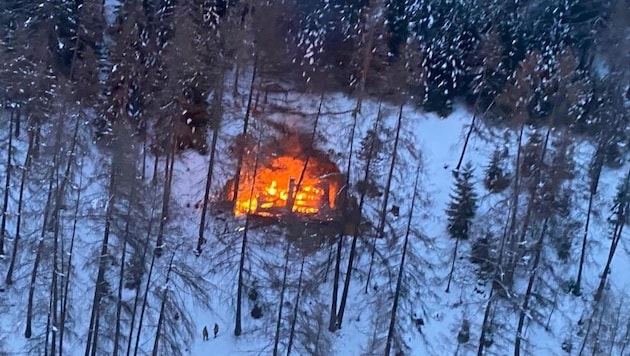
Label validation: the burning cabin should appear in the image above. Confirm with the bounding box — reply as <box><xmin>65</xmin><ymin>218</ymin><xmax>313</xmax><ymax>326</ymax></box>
<box><xmin>225</xmin><ymin>132</ymin><xmax>345</xmax><ymax>220</ymax></box>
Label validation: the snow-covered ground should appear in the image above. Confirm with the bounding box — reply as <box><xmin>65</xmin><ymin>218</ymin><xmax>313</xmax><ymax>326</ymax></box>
<box><xmin>1</xmin><ymin>72</ymin><xmax>629</xmax><ymax>356</ymax></box>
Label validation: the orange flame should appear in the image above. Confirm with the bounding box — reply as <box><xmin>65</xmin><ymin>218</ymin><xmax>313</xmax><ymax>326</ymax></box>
<box><xmin>229</xmin><ymin>156</ymin><xmax>339</xmax><ymax>217</ymax></box>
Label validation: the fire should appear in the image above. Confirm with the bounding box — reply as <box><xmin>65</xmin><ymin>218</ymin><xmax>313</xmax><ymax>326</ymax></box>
<box><xmin>228</xmin><ymin>155</ymin><xmax>340</xmax><ymax>218</ymax></box>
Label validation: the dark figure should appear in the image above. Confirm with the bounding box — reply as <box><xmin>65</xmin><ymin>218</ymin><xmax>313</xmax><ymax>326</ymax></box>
<box><xmin>202</xmin><ymin>326</ymin><xmax>209</xmax><ymax>341</ymax></box>
<box><xmin>214</xmin><ymin>323</ymin><xmax>219</xmax><ymax>338</ymax></box>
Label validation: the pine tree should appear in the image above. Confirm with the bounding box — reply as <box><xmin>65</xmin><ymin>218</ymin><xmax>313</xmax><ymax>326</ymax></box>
<box><xmin>446</xmin><ymin>164</ymin><xmax>478</xmax><ymax>240</ymax></box>
<box><xmin>484</xmin><ymin>150</ymin><xmax>510</xmax><ymax>193</ymax></box>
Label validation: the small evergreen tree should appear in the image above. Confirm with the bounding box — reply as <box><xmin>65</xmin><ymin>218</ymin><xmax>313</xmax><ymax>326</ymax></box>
<box><xmin>484</xmin><ymin>150</ymin><xmax>510</xmax><ymax>192</ymax></box>
<box><xmin>446</xmin><ymin>163</ymin><xmax>478</xmax><ymax>240</ymax></box>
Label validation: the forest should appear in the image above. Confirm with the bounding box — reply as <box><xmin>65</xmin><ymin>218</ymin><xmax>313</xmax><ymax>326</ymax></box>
<box><xmin>0</xmin><ymin>0</ymin><xmax>629</xmax><ymax>355</ymax></box>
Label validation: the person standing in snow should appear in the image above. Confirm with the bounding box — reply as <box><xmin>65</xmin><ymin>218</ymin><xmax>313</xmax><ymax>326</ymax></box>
<box><xmin>214</xmin><ymin>323</ymin><xmax>219</xmax><ymax>338</ymax></box>
<box><xmin>202</xmin><ymin>326</ymin><xmax>209</xmax><ymax>341</ymax></box>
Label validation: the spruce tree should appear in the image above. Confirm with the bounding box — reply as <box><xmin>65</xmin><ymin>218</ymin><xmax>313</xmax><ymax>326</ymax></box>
<box><xmin>484</xmin><ymin>150</ymin><xmax>509</xmax><ymax>193</ymax></box>
<box><xmin>446</xmin><ymin>163</ymin><xmax>478</xmax><ymax>240</ymax></box>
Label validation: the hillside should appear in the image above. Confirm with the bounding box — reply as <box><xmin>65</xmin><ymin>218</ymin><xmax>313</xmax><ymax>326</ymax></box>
<box><xmin>1</xmin><ymin>0</ymin><xmax>629</xmax><ymax>355</ymax></box>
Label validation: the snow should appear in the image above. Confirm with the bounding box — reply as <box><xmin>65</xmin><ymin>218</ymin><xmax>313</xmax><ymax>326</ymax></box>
<box><xmin>1</xmin><ymin>70</ymin><xmax>629</xmax><ymax>355</ymax></box>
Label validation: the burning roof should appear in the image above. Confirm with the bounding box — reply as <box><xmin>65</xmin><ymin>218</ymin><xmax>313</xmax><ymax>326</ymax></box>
<box><xmin>225</xmin><ymin>131</ymin><xmax>344</xmax><ymax>220</ymax></box>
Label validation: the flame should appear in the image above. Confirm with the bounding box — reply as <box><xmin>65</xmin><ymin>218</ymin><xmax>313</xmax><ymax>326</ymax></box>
<box><xmin>229</xmin><ymin>156</ymin><xmax>339</xmax><ymax>217</ymax></box>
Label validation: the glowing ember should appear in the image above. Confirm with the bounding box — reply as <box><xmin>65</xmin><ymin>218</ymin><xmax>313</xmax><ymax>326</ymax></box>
<box><xmin>227</xmin><ymin>155</ymin><xmax>341</xmax><ymax>218</ymax></box>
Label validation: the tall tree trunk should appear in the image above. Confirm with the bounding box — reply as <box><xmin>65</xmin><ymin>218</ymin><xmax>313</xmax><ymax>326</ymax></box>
<box><xmin>619</xmin><ymin>318</ymin><xmax>630</xmax><ymax>355</ymax></box>
<box><xmin>445</xmin><ymin>235</ymin><xmax>461</xmax><ymax>293</ymax></box>
<box><xmin>25</xmin><ymin>116</ymin><xmax>68</xmax><ymax>339</ymax></box>
<box><xmin>113</xmin><ymin>195</ymin><xmax>134</xmax><ymax>356</ymax></box>
<box><xmin>233</xmin><ymin>63</ymin><xmax>240</xmax><ymax>97</ymax></box>
<box><xmin>575</xmin><ymin>147</ymin><xmax>604</xmax><ymax>295</ymax></box>
<box><xmin>498</xmin><ymin>123</ymin><xmax>524</xmax><ymax>293</ymax></box>
<box><xmin>234</xmin><ymin>214</ymin><xmax>249</xmax><ymax>337</ymax></box>
<box><xmin>607</xmin><ymin>298</ymin><xmax>624</xmax><ymax>356</ymax></box>
<box><xmin>286</xmin><ymin>256</ymin><xmax>305</xmax><ymax>356</ymax></box>
<box><xmin>385</xmin><ymin>164</ymin><xmax>422</xmax><ymax>356</ymax></box>
<box><xmin>336</xmin><ymin>105</ymin><xmax>382</xmax><ymax>329</ymax></box>
<box><xmin>235</xmin><ymin>137</ymin><xmax>262</xmax><ymax>337</ymax></box>
<box><xmin>455</xmin><ymin>113</ymin><xmax>476</xmax><ymax>171</ymax></box>
<box><xmin>367</xmin><ymin>104</ymin><xmax>403</xmax><ymax>292</ymax></box>
<box><xmin>0</xmin><ymin>114</ymin><xmax>14</xmax><ymax>256</ymax></box>
<box><xmin>133</xmin><ymin>249</ymin><xmax>157</xmax><ymax>356</ymax></box>
<box><xmin>329</xmin><ymin>235</ymin><xmax>343</xmax><ymax>331</ymax></box>
<box><xmin>353</xmin><ymin>9</ymin><xmax>377</xmax><ymax>115</ymax></box>
<box><xmin>48</xmin><ymin>116</ymin><xmax>80</xmax><ymax>355</ymax></box>
<box><xmin>516</xmin><ymin>129</ymin><xmax>551</xmax><ymax>245</ymax></box>
<box><xmin>127</xmin><ymin>198</ymin><xmax>157</xmax><ymax>356</ymax></box>
<box><xmin>594</xmin><ymin>205</ymin><xmax>628</xmax><ymax>302</ymax></box>
<box><xmin>477</xmin><ymin>289</ymin><xmax>495</xmax><ymax>356</ymax></box>
<box><xmin>197</xmin><ymin>73</ymin><xmax>225</xmax><ymax>256</ymax></box>
<box><xmin>5</xmin><ymin>125</ymin><xmax>35</xmax><ymax>285</ymax></box>
<box><xmin>49</xmin><ymin>174</ymin><xmax>63</xmax><ymax>356</ymax></box>
<box><xmin>85</xmin><ymin>166</ymin><xmax>118</xmax><ymax>356</ymax></box>
<box><xmin>152</xmin><ymin>152</ymin><xmax>159</xmax><ymax>186</ymax></box>
<box><xmin>288</xmin><ymin>92</ymin><xmax>323</xmax><ymax>213</ymax></box>
<box><xmin>155</xmin><ymin>140</ymin><xmax>175</xmax><ymax>257</ymax></box>
<box><xmin>59</xmin><ymin>157</ymin><xmax>84</xmax><ymax>356</ymax></box>
<box><xmin>273</xmin><ymin>242</ymin><xmax>291</xmax><ymax>356</ymax></box>
<box><xmin>324</xmin><ymin>242</ymin><xmax>334</xmax><ymax>283</ymax></box>
<box><xmin>514</xmin><ymin>218</ymin><xmax>549</xmax><ymax>356</ymax></box>
<box><xmin>14</xmin><ymin>106</ymin><xmax>20</xmax><ymax>138</ymax></box>
<box><xmin>25</xmin><ymin>178</ymin><xmax>55</xmax><ymax>338</ymax></box>
<box><xmin>231</xmin><ymin>56</ymin><xmax>257</xmax><ymax>203</ymax></box>
<box><xmin>45</xmin><ymin>269</ymin><xmax>55</xmax><ymax>356</ymax></box>
<box><xmin>329</xmin><ymin>91</ymin><xmax>360</xmax><ymax>332</ymax></box>
<box><xmin>151</xmin><ymin>252</ymin><xmax>176</xmax><ymax>356</ymax></box>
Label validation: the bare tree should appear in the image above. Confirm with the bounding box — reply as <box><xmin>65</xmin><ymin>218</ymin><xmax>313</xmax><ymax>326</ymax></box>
<box><xmin>514</xmin><ymin>218</ymin><xmax>549</xmax><ymax>356</ymax></box>
<box><xmin>151</xmin><ymin>252</ymin><xmax>176</xmax><ymax>356</ymax></box>
<box><xmin>594</xmin><ymin>170</ymin><xmax>630</xmax><ymax>303</ymax></box>
<box><xmin>336</xmin><ymin>103</ymin><xmax>384</xmax><ymax>329</ymax></box>
<box><xmin>235</xmin><ymin>135</ymin><xmax>262</xmax><ymax>336</ymax></box>
<box><xmin>273</xmin><ymin>241</ymin><xmax>292</xmax><ymax>355</ymax></box>
<box><xmin>366</xmin><ymin>103</ymin><xmax>404</xmax><ymax>292</ymax></box>
<box><xmin>385</xmin><ymin>164</ymin><xmax>422</xmax><ymax>356</ymax></box>
<box><xmin>0</xmin><ymin>113</ymin><xmax>13</xmax><ymax>257</ymax></box>
<box><xmin>5</xmin><ymin>120</ymin><xmax>37</xmax><ymax>285</ymax></box>
<box><xmin>286</xmin><ymin>256</ymin><xmax>305</xmax><ymax>355</ymax></box>
<box><xmin>574</xmin><ymin>144</ymin><xmax>605</xmax><ymax>294</ymax></box>
<box><xmin>197</xmin><ymin>70</ymin><xmax>225</xmax><ymax>256</ymax></box>
<box><xmin>231</xmin><ymin>56</ymin><xmax>258</xmax><ymax>204</ymax></box>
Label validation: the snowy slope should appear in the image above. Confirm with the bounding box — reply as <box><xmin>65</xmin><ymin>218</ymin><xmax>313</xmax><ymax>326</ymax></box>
<box><xmin>1</xmin><ymin>73</ymin><xmax>629</xmax><ymax>356</ymax></box>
